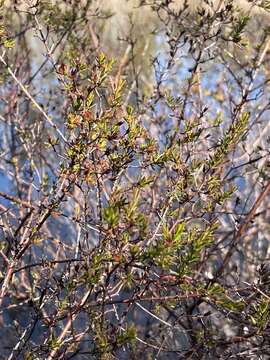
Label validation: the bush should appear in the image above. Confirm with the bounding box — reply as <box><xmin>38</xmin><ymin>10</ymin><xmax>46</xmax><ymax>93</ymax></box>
<box><xmin>1</xmin><ymin>1</ymin><xmax>270</xmax><ymax>359</ymax></box>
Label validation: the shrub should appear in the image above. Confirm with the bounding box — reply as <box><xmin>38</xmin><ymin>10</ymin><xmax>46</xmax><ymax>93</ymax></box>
<box><xmin>1</xmin><ymin>1</ymin><xmax>270</xmax><ymax>359</ymax></box>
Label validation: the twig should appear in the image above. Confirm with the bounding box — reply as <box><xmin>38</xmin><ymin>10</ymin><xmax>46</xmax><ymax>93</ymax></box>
<box><xmin>214</xmin><ymin>179</ymin><xmax>270</xmax><ymax>279</ymax></box>
<box><xmin>47</xmin><ymin>289</ymin><xmax>91</xmax><ymax>360</ymax></box>
<box><xmin>0</xmin><ymin>53</ymin><xmax>68</xmax><ymax>143</ymax></box>
<box><xmin>0</xmin><ymin>191</ymin><xmax>35</xmax><ymax>210</ymax></box>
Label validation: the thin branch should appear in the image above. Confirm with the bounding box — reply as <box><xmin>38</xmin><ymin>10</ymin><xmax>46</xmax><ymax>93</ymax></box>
<box><xmin>0</xmin><ymin>53</ymin><xmax>68</xmax><ymax>143</ymax></box>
